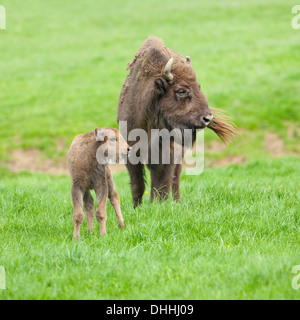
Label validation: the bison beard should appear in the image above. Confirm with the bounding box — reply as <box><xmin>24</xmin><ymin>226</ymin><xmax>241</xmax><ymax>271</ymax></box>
<box><xmin>118</xmin><ymin>36</ymin><xmax>238</xmax><ymax>207</ymax></box>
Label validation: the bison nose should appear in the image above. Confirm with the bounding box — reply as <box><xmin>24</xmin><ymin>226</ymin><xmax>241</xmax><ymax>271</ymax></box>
<box><xmin>201</xmin><ymin>114</ymin><xmax>214</xmax><ymax>127</ymax></box>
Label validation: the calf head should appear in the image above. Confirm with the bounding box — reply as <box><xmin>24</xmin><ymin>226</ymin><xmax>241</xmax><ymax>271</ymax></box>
<box><xmin>95</xmin><ymin>128</ymin><xmax>131</xmax><ymax>164</ymax></box>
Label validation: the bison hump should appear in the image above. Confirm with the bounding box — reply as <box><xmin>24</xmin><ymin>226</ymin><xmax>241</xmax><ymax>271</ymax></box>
<box><xmin>127</xmin><ymin>37</ymin><xmax>175</xmax><ymax>78</ymax></box>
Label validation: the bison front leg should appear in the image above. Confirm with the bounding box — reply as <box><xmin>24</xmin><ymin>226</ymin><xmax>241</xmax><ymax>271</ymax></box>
<box><xmin>172</xmin><ymin>164</ymin><xmax>182</xmax><ymax>202</ymax></box>
<box><xmin>150</xmin><ymin>164</ymin><xmax>175</xmax><ymax>202</ymax></box>
<box><xmin>106</xmin><ymin>167</ymin><xmax>125</xmax><ymax>228</ymax></box>
<box><xmin>126</xmin><ymin>162</ymin><xmax>145</xmax><ymax>208</ymax></box>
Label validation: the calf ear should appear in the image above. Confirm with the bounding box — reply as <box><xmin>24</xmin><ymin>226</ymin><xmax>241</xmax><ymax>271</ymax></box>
<box><xmin>154</xmin><ymin>78</ymin><xmax>168</xmax><ymax>96</ymax></box>
<box><xmin>95</xmin><ymin>128</ymin><xmax>108</xmax><ymax>142</ymax></box>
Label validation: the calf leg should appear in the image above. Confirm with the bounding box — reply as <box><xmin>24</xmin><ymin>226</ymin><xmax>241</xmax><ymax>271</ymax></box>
<box><xmin>71</xmin><ymin>185</ymin><xmax>84</xmax><ymax>240</ymax></box>
<box><xmin>126</xmin><ymin>162</ymin><xmax>145</xmax><ymax>208</ymax></box>
<box><xmin>83</xmin><ymin>190</ymin><xmax>94</xmax><ymax>232</ymax></box>
<box><xmin>106</xmin><ymin>167</ymin><xmax>125</xmax><ymax>228</ymax></box>
<box><xmin>172</xmin><ymin>164</ymin><xmax>182</xmax><ymax>202</ymax></box>
<box><xmin>150</xmin><ymin>164</ymin><xmax>175</xmax><ymax>202</ymax></box>
<box><xmin>94</xmin><ymin>183</ymin><xmax>108</xmax><ymax>236</ymax></box>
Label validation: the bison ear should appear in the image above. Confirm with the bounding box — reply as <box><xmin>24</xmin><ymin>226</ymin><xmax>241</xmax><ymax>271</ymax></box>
<box><xmin>95</xmin><ymin>128</ymin><xmax>108</xmax><ymax>142</ymax></box>
<box><xmin>154</xmin><ymin>78</ymin><xmax>168</xmax><ymax>96</ymax></box>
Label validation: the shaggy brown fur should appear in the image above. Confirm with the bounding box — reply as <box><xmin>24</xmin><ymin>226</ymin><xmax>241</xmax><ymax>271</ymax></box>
<box><xmin>68</xmin><ymin>128</ymin><xmax>130</xmax><ymax>239</ymax></box>
<box><xmin>118</xmin><ymin>36</ymin><xmax>237</xmax><ymax>207</ymax></box>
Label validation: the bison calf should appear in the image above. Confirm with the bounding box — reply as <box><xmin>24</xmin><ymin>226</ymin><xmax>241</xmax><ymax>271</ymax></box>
<box><xmin>68</xmin><ymin>128</ymin><xmax>130</xmax><ymax>239</ymax></box>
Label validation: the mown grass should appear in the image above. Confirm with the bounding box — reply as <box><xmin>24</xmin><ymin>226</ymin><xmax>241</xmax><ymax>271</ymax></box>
<box><xmin>0</xmin><ymin>157</ymin><xmax>299</xmax><ymax>299</ymax></box>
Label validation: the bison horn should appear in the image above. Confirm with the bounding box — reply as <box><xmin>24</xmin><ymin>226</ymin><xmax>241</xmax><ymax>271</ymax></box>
<box><xmin>163</xmin><ymin>57</ymin><xmax>174</xmax><ymax>82</ymax></box>
<box><xmin>186</xmin><ymin>56</ymin><xmax>191</xmax><ymax>64</ymax></box>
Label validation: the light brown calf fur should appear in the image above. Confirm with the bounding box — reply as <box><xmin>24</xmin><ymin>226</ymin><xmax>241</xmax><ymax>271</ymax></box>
<box><xmin>68</xmin><ymin>128</ymin><xmax>130</xmax><ymax>239</ymax></box>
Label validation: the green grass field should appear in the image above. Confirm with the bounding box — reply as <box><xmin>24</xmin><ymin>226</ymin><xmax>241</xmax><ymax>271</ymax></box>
<box><xmin>0</xmin><ymin>158</ymin><xmax>299</xmax><ymax>299</ymax></box>
<box><xmin>0</xmin><ymin>0</ymin><xmax>300</xmax><ymax>300</ymax></box>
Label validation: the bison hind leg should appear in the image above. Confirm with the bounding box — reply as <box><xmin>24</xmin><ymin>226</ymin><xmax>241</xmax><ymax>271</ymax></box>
<box><xmin>150</xmin><ymin>164</ymin><xmax>175</xmax><ymax>203</ymax></box>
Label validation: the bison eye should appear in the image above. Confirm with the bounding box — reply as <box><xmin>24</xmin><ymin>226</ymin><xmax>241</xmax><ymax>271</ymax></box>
<box><xmin>176</xmin><ymin>89</ymin><xmax>189</xmax><ymax>97</ymax></box>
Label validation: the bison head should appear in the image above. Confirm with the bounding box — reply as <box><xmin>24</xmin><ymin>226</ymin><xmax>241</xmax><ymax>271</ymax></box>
<box><xmin>153</xmin><ymin>56</ymin><xmax>237</xmax><ymax>143</ymax></box>
<box><xmin>154</xmin><ymin>57</ymin><xmax>212</xmax><ymax>131</ymax></box>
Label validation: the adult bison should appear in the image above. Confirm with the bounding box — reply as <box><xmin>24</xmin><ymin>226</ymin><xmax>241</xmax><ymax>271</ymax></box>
<box><xmin>118</xmin><ymin>36</ymin><xmax>237</xmax><ymax>207</ymax></box>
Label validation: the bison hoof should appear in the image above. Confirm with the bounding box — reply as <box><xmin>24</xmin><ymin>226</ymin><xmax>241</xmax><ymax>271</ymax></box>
<box><xmin>118</xmin><ymin>222</ymin><xmax>125</xmax><ymax>229</ymax></box>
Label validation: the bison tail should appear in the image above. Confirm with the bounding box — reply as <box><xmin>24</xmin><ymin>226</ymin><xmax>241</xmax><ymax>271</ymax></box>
<box><xmin>208</xmin><ymin>108</ymin><xmax>239</xmax><ymax>144</ymax></box>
